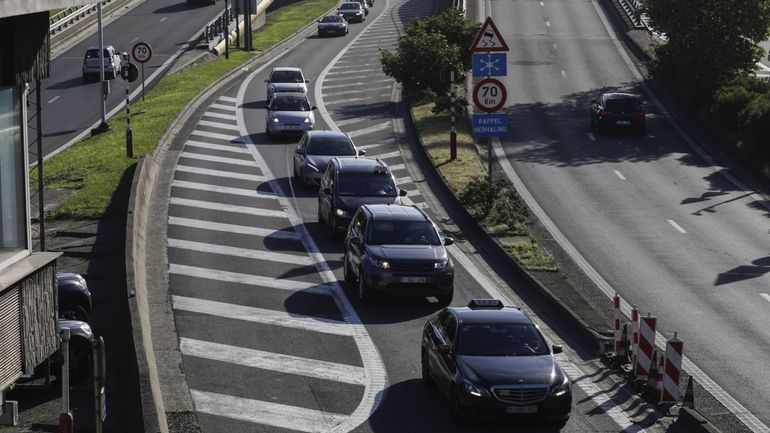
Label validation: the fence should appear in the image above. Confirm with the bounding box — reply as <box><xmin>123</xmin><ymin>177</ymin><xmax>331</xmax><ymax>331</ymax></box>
<box><xmin>49</xmin><ymin>2</ymin><xmax>116</xmax><ymax>37</ymax></box>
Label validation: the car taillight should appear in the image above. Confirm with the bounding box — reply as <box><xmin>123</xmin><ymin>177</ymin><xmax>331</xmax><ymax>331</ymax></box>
<box><xmin>633</xmin><ymin>112</ymin><xmax>645</xmax><ymax>118</ymax></box>
<box><xmin>599</xmin><ymin>110</ymin><xmax>610</xmax><ymax>117</ymax></box>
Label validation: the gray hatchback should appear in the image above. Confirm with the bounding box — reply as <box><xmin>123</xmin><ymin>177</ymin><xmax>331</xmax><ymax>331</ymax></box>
<box><xmin>343</xmin><ymin>204</ymin><xmax>455</xmax><ymax>304</ymax></box>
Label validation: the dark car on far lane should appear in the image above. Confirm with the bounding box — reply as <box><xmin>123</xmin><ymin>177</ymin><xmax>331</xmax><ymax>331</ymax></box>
<box><xmin>317</xmin><ymin>15</ymin><xmax>349</xmax><ymax>37</ymax></box>
<box><xmin>338</xmin><ymin>2</ymin><xmax>366</xmax><ymax>23</ymax></box>
<box><xmin>590</xmin><ymin>92</ymin><xmax>645</xmax><ymax>134</ymax></box>
<box><xmin>422</xmin><ymin>299</ymin><xmax>572</xmax><ymax>426</ymax></box>
<box><xmin>294</xmin><ymin>130</ymin><xmax>365</xmax><ymax>187</ymax></box>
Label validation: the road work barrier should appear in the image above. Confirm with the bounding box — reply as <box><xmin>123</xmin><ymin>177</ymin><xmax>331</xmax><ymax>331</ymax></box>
<box><xmin>613</xmin><ymin>293</ymin><xmax>622</xmax><ymax>354</ymax></box>
<box><xmin>631</xmin><ymin>305</ymin><xmax>639</xmax><ymax>357</ymax></box>
<box><xmin>634</xmin><ymin>314</ymin><xmax>656</xmax><ymax>379</ymax></box>
<box><xmin>662</xmin><ymin>333</ymin><xmax>684</xmax><ymax>403</ymax></box>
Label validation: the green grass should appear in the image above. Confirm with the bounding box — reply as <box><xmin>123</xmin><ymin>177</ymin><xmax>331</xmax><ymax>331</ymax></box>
<box><xmin>35</xmin><ymin>0</ymin><xmax>337</xmax><ymax>219</ymax></box>
<box><xmin>502</xmin><ymin>240</ymin><xmax>559</xmax><ymax>272</ymax></box>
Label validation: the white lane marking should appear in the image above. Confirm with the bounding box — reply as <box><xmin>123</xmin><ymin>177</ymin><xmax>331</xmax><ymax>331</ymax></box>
<box><xmin>190</xmin><ymin>390</ymin><xmax>347</xmax><ymax>433</ymax></box>
<box><xmin>130</xmin><ymin>36</ymin><xmax>139</xmax><ymax>43</ymax></box>
<box><xmin>171</xmin><ymin>180</ymin><xmax>276</xmax><ymax>199</ymax></box>
<box><xmin>371</xmin><ymin>150</ymin><xmax>401</xmax><ymax>161</ymax></box>
<box><xmin>386</xmin><ymin>163</ymin><xmax>406</xmax><ymax>172</ymax></box>
<box><xmin>47</xmin><ymin>95</ymin><xmax>60</xmax><ymax>104</ymax></box>
<box><xmin>330</xmin><ymin>68</ymin><xmax>380</xmax><ymax>75</ymax></box>
<box><xmin>179</xmin><ymin>152</ymin><xmax>254</xmax><ymax>167</ymax></box>
<box><xmin>322</xmin><ymin>79</ymin><xmax>391</xmax><ymax>89</ymax></box>
<box><xmin>185</xmin><ymin>140</ymin><xmax>250</xmax><ymax>154</ymax></box>
<box><xmin>169</xmin><ymin>197</ymin><xmax>286</xmax><ymax>219</ymax></box>
<box><xmin>393</xmin><ymin>176</ymin><xmax>413</xmax><ymax>185</ymax></box>
<box><xmin>190</xmin><ymin>129</ymin><xmax>239</xmax><ymax>141</ymax></box>
<box><xmin>667</xmin><ymin>219</ymin><xmax>687</xmax><ymax>234</ymax></box>
<box><xmin>561</xmin><ymin>70</ymin><xmax>566</xmax><ymax>78</ymax></box>
<box><xmin>331</xmin><ymin>62</ymin><xmax>377</xmax><ymax>70</ymax></box>
<box><xmin>323</xmin><ymin>88</ymin><xmax>382</xmax><ymax>98</ymax></box>
<box><xmin>196</xmin><ymin>120</ymin><xmax>240</xmax><ymax>132</ymax></box>
<box><xmin>399</xmin><ymin>196</ymin><xmax>427</xmax><ymax>209</ymax></box>
<box><xmin>587</xmin><ymin>132</ymin><xmax>596</xmax><ymax>141</ymax></box>
<box><xmin>760</xmin><ymin>293</ymin><xmax>770</xmax><ymax>303</ymax></box>
<box><xmin>540</xmin><ymin>1</ymin><xmax>544</xmax><ymax>5</ymax></box>
<box><xmin>168</xmin><ymin>238</ymin><xmax>313</xmax><ymax>266</ymax></box>
<box><xmin>336</xmin><ymin>116</ymin><xmax>385</xmax><ymax>127</ymax></box>
<box><xmin>357</xmin><ymin>140</ymin><xmax>395</xmax><ymax>151</ymax></box>
<box><xmin>172</xmin><ymin>296</ymin><xmax>350</xmax><ymax>336</ymax></box>
<box><xmin>175</xmin><ymin>165</ymin><xmax>265</xmax><ymax>182</ymax></box>
<box><xmin>160</xmin><ymin>16</ymin><xmax>167</xmax><ymax>22</ymax></box>
<box><xmin>169</xmin><ymin>264</ymin><xmax>328</xmax><ymax>294</ymax></box>
<box><xmin>347</xmin><ymin>121</ymin><xmax>392</xmax><ymax>138</ymax></box>
<box><xmin>613</xmin><ymin>170</ymin><xmax>626</xmax><ymax>180</ymax></box>
<box><xmin>181</xmin><ymin>338</ymin><xmax>366</xmax><ymax>385</ymax></box>
<box><xmin>203</xmin><ymin>110</ymin><xmax>237</xmax><ymax>120</ymax></box>
<box><xmin>210</xmin><ymin>102</ymin><xmax>236</xmax><ymax>111</ymax></box>
<box><xmin>545</xmin><ymin>20</ymin><xmax>551</xmax><ymax>27</ymax></box>
<box><xmin>219</xmin><ymin>95</ymin><xmax>237</xmax><ymax>103</ymax></box>
<box><xmin>168</xmin><ymin>217</ymin><xmax>299</xmax><ymax>241</ymax></box>
<box><xmin>354</xmin><ymin>43</ymin><xmax>396</xmax><ymax>50</ymax></box>
<box><xmin>324</xmin><ymin>94</ymin><xmax>391</xmax><ymax>105</ymax></box>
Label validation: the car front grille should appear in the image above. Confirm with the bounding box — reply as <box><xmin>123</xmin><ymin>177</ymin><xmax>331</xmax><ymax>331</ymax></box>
<box><xmin>491</xmin><ymin>385</ymin><xmax>549</xmax><ymax>405</ymax></box>
<box><xmin>389</xmin><ymin>261</ymin><xmax>435</xmax><ymax>272</ymax></box>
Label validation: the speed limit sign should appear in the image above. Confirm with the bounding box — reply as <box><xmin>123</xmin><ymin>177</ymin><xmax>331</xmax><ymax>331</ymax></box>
<box><xmin>473</xmin><ymin>77</ymin><xmax>507</xmax><ymax>113</ymax></box>
<box><xmin>131</xmin><ymin>42</ymin><xmax>152</xmax><ymax>64</ymax></box>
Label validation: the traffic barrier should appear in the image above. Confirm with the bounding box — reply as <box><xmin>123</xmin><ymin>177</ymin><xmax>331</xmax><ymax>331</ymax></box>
<box><xmin>634</xmin><ymin>314</ymin><xmax>656</xmax><ymax>378</ymax></box>
<box><xmin>613</xmin><ymin>293</ymin><xmax>622</xmax><ymax>354</ymax></box>
<box><xmin>662</xmin><ymin>333</ymin><xmax>684</xmax><ymax>403</ymax></box>
<box><xmin>631</xmin><ymin>305</ymin><xmax>639</xmax><ymax>357</ymax></box>
<box><xmin>683</xmin><ymin>376</ymin><xmax>695</xmax><ymax>408</ymax></box>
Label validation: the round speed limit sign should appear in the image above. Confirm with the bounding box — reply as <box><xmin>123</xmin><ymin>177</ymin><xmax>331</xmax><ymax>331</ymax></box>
<box><xmin>473</xmin><ymin>77</ymin><xmax>507</xmax><ymax>113</ymax></box>
<box><xmin>131</xmin><ymin>42</ymin><xmax>153</xmax><ymax>64</ymax></box>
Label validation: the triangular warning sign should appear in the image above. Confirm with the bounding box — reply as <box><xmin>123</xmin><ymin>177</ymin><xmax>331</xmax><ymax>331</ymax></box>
<box><xmin>471</xmin><ymin>17</ymin><xmax>509</xmax><ymax>52</ymax></box>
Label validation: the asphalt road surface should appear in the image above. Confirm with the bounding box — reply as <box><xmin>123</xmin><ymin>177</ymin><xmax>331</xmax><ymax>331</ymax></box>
<box><xmin>159</xmin><ymin>0</ymin><xmax>680</xmax><ymax>431</ymax></box>
<box><xmin>490</xmin><ymin>0</ymin><xmax>770</xmax><ymax>431</ymax></box>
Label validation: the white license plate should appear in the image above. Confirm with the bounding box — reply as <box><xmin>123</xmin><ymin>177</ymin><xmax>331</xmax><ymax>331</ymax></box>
<box><xmin>505</xmin><ymin>406</ymin><xmax>538</xmax><ymax>414</ymax></box>
<box><xmin>400</xmin><ymin>276</ymin><xmax>428</xmax><ymax>283</ymax></box>
<box><xmin>616</xmin><ymin>120</ymin><xmax>631</xmax><ymax>125</ymax></box>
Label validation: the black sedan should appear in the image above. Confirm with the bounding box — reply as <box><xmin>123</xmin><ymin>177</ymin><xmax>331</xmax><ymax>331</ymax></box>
<box><xmin>421</xmin><ymin>299</ymin><xmax>572</xmax><ymax>426</ymax></box>
<box><xmin>590</xmin><ymin>92</ymin><xmax>645</xmax><ymax>134</ymax></box>
<box><xmin>317</xmin><ymin>15</ymin><xmax>348</xmax><ymax>37</ymax></box>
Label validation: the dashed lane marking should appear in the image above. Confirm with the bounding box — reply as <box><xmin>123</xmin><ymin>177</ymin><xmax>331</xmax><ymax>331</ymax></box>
<box><xmin>175</xmin><ymin>165</ymin><xmax>266</xmax><ymax>182</ymax></box>
<box><xmin>169</xmin><ymin>264</ymin><xmax>329</xmax><ymax>294</ymax></box>
<box><xmin>324</xmin><ymin>94</ymin><xmax>391</xmax><ymax>105</ymax></box>
<box><xmin>667</xmin><ymin>219</ymin><xmax>687</xmax><ymax>234</ymax></box>
<box><xmin>179</xmin><ymin>152</ymin><xmax>254</xmax><ymax>167</ymax></box>
<box><xmin>210</xmin><ymin>102</ymin><xmax>236</xmax><ymax>111</ymax></box>
<box><xmin>613</xmin><ymin>170</ymin><xmax>626</xmax><ymax>180</ymax></box>
<box><xmin>322</xmin><ymin>79</ymin><xmax>391</xmax><ymax>89</ymax></box>
<box><xmin>761</xmin><ymin>293</ymin><xmax>770</xmax><ymax>303</ymax></box>
<box><xmin>196</xmin><ymin>120</ymin><xmax>241</xmax><ymax>132</ymax></box>
<box><xmin>347</xmin><ymin>121</ymin><xmax>393</xmax><ymax>138</ymax></box>
<box><xmin>190</xmin><ymin>129</ymin><xmax>240</xmax><ymax>141</ymax></box>
<box><xmin>168</xmin><ymin>217</ymin><xmax>299</xmax><ymax>241</ymax></box>
<box><xmin>169</xmin><ymin>197</ymin><xmax>286</xmax><ymax>219</ymax></box>
<box><xmin>171</xmin><ymin>180</ymin><xmax>277</xmax><ymax>199</ymax></box>
<box><xmin>168</xmin><ymin>238</ymin><xmax>314</xmax><ymax>266</ymax></box>
<box><xmin>184</xmin><ymin>140</ymin><xmax>251</xmax><ymax>154</ymax></box>
<box><xmin>47</xmin><ymin>96</ymin><xmax>60</xmax><ymax>104</ymax></box>
<box><xmin>219</xmin><ymin>95</ymin><xmax>237</xmax><ymax>103</ymax></box>
<box><xmin>203</xmin><ymin>111</ymin><xmax>237</xmax><ymax>120</ymax></box>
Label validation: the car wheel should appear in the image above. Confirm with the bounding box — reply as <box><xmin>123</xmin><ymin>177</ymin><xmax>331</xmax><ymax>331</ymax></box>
<box><xmin>358</xmin><ymin>267</ymin><xmax>372</xmax><ymax>303</ymax></box>
<box><xmin>421</xmin><ymin>349</ymin><xmax>434</xmax><ymax>386</ymax></box>
<box><xmin>450</xmin><ymin>387</ymin><xmax>465</xmax><ymax>423</ymax></box>
<box><xmin>437</xmin><ymin>288</ymin><xmax>453</xmax><ymax>306</ymax></box>
<box><xmin>328</xmin><ymin>213</ymin><xmax>338</xmax><ymax>239</ymax></box>
<box><xmin>343</xmin><ymin>253</ymin><xmax>355</xmax><ymax>284</ymax></box>
<box><xmin>59</xmin><ymin>304</ymin><xmax>89</xmax><ymax>323</ymax></box>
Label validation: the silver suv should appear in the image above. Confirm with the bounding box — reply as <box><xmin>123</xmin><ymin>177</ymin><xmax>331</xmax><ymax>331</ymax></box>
<box><xmin>82</xmin><ymin>45</ymin><xmax>122</xmax><ymax>82</ymax></box>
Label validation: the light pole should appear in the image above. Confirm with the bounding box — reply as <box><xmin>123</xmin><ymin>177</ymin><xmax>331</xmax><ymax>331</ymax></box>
<box><xmin>224</xmin><ymin>0</ymin><xmax>229</xmax><ymax>59</ymax></box>
<box><xmin>92</xmin><ymin>2</ymin><xmax>110</xmax><ymax>135</ymax></box>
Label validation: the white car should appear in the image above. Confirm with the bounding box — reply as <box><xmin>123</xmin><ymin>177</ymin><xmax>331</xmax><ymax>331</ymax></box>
<box><xmin>265</xmin><ymin>92</ymin><xmax>317</xmax><ymax>137</ymax></box>
<box><xmin>82</xmin><ymin>45</ymin><xmax>122</xmax><ymax>81</ymax></box>
<box><xmin>264</xmin><ymin>67</ymin><xmax>310</xmax><ymax>103</ymax></box>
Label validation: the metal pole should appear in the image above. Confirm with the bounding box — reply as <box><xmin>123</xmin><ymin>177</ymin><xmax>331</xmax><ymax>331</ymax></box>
<box><xmin>449</xmin><ymin>70</ymin><xmax>457</xmax><ymax>161</ymax></box>
<box><xmin>125</xmin><ymin>61</ymin><xmax>133</xmax><ymax>158</ymax></box>
<box><xmin>61</xmin><ymin>329</ymin><xmax>70</xmax><ymax>412</ymax></box>
<box><xmin>487</xmin><ymin>138</ymin><xmax>492</xmax><ymax>177</ymax></box>
<box><xmin>93</xmin><ymin>2</ymin><xmax>109</xmax><ymax>134</ymax></box>
<box><xmin>141</xmin><ymin>63</ymin><xmax>145</xmax><ymax>101</ymax></box>
<box><xmin>244</xmin><ymin>0</ymin><xmax>252</xmax><ymax>51</ymax></box>
<box><xmin>35</xmin><ymin>80</ymin><xmax>45</xmax><ymax>251</ymax></box>
<box><xmin>225</xmin><ymin>0</ymin><xmax>230</xmax><ymax>59</ymax></box>
<box><xmin>235</xmin><ymin>0</ymin><xmax>240</xmax><ymax>49</ymax></box>
<box><xmin>94</xmin><ymin>337</ymin><xmax>106</xmax><ymax>433</ymax></box>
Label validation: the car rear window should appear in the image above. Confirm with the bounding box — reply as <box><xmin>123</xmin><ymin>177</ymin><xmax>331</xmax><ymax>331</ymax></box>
<box><xmin>85</xmin><ymin>49</ymin><xmax>110</xmax><ymax>59</ymax></box>
<box><xmin>271</xmin><ymin>96</ymin><xmax>311</xmax><ymax>111</ymax></box>
<box><xmin>341</xmin><ymin>3</ymin><xmax>359</xmax><ymax>9</ymax></box>
<box><xmin>271</xmin><ymin>70</ymin><xmax>304</xmax><ymax>83</ymax></box>
<box><xmin>337</xmin><ymin>173</ymin><xmax>396</xmax><ymax>197</ymax></box>
<box><xmin>307</xmin><ymin>138</ymin><xmax>355</xmax><ymax>155</ymax></box>
<box><xmin>366</xmin><ymin>221</ymin><xmax>440</xmax><ymax>245</ymax></box>
<box><xmin>321</xmin><ymin>16</ymin><xmax>343</xmax><ymax>23</ymax></box>
<box><xmin>605</xmin><ymin>98</ymin><xmax>640</xmax><ymax>112</ymax></box>
<box><xmin>457</xmin><ymin>323</ymin><xmax>549</xmax><ymax>356</ymax></box>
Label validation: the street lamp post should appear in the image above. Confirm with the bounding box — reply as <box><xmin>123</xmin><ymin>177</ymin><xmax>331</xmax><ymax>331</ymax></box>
<box><xmin>92</xmin><ymin>2</ymin><xmax>110</xmax><ymax>135</ymax></box>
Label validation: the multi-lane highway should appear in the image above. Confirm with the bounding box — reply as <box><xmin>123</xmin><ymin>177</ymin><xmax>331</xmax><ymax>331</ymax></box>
<box><xmin>490</xmin><ymin>0</ymin><xmax>770</xmax><ymax>431</ymax></box>
<box><xmin>152</xmin><ymin>0</ymin><xmax>687</xmax><ymax>431</ymax></box>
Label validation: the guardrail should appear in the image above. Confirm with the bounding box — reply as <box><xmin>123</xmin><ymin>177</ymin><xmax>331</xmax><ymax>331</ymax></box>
<box><xmin>49</xmin><ymin>1</ymin><xmax>115</xmax><ymax>37</ymax></box>
<box><xmin>618</xmin><ymin>0</ymin><xmax>649</xmax><ymax>30</ymax></box>
<box><xmin>200</xmin><ymin>7</ymin><xmax>238</xmax><ymax>47</ymax></box>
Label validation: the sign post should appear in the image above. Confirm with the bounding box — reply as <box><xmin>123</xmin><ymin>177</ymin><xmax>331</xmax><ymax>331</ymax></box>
<box><xmin>131</xmin><ymin>42</ymin><xmax>152</xmax><ymax>101</ymax></box>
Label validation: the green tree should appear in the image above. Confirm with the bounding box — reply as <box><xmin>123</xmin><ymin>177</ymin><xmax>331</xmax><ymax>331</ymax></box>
<box><xmin>404</xmin><ymin>9</ymin><xmax>480</xmax><ymax>72</ymax></box>
<box><xmin>643</xmin><ymin>0</ymin><xmax>770</xmax><ymax>100</ymax></box>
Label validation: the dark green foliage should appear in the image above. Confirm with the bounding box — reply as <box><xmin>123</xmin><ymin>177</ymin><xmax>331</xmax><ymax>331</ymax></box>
<box><xmin>458</xmin><ymin>175</ymin><xmax>528</xmax><ymax>233</ymax></box>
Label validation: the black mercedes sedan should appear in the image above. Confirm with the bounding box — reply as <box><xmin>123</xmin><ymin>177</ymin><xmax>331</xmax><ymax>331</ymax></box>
<box><xmin>421</xmin><ymin>299</ymin><xmax>572</xmax><ymax>426</ymax></box>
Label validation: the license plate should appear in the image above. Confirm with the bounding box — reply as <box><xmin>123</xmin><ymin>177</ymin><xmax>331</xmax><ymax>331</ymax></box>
<box><xmin>400</xmin><ymin>276</ymin><xmax>428</xmax><ymax>283</ymax></box>
<box><xmin>284</xmin><ymin>125</ymin><xmax>301</xmax><ymax>130</ymax></box>
<box><xmin>505</xmin><ymin>406</ymin><xmax>538</xmax><ymax>414</ymax></box>
<box><xmin>616</xmin><ymin>120</ymin><xmax>631</xmax><ymax>125</ymax></box>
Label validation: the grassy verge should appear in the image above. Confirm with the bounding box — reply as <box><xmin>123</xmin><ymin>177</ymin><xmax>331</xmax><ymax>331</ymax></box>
<box><xmin>35</xmin><ymin>0</ymin><xmax>338</xmax><ymax>219</ymax></box>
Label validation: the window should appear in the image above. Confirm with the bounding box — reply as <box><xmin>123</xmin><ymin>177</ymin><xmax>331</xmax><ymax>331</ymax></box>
<box><xmin>0</xmin><ymin>86</ymin><xmax>30</xmax><ymax>271</ymax></box>
<box><xmin>436</xmin><ymin>312</ymin><xmax>457</xmax><ymax>346</ymax></box>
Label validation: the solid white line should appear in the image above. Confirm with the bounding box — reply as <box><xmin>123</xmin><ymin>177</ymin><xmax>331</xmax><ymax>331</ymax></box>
<box><xmin>667</xmin><ymin>219</ymin><xmax>687</xmax><ymax>234</ymax></box>
<box><xmin>219</xmin><ymin>95</ymin><xmax>237</xmax><ymax>103</ymax></box>
<box><xmin>190</xmin><ymin>390</ymin><xmax>347</xmax><ymax>433</ymax></box>
<box><xmin>181</xmin><ymin>338</ymin><xmax>366</xmax><ymax>385</ymax></box>
<box><xmin>169</xmin><ymin>264</ymin><xmax>328</xmax><ymax>293</ymax></box>
<box><xmin>347</xmin><ymin>121</ymin><xmax>392</xmax><ymax>138</ymax></box>
<box><xmin>210</xmin><ymin>102</ymin><xmax>236</xmax><ymax>111</ymax></box>
<box><xmin>168</xmin><ymin>238</ymin><xmax>313</xmax><ymax>266</ymax></box>
<box><xmin>160</xmin><ymin>16</ymin><xmax>167</xmax><ymax>22</ymax></box>
<box><xmin>191</xmin><ymin>129</ymin><xmax>239</xmax><ymax>141</ymax></box>
<box><xmin>185</xmin><ymin>140</ymin><xmax>250</xmax><ymax>154</ymax></box>
<box><xmin>371</xmin><ymin>150</ymin><xmax>400</xmax><ymax>161</ymax></box>
<box><xmin>203</xmin><ymin>111</ymin><xmax>237</xmax><ymax>121</ymax></box>
<box><xmin>175</xmin><ymin>165</ymin><xmax>265</xmax><ymax>182</ymax></box>
<box><xmin>179</xmin><ymin>152</ymin><xmax>254</xmax><ymax>167</ymax></box>
<box><xmin>196</xmin><ymin>120</ymin><xmax>241</xmax><ymax>132</ymax></box>
<box><xmin>169</xmin><ymin>197</ymin><xmax>286</xmax><ymax>219</ymax></box>
<box><xmin>168</xmin><ymin>216</ymin><xmax>299</xmax><ymax>241</ymax></box>
<box><xmin>47</xmin><ymin>95</ymin><xmax>60</xmax><ymax>104</ymax></box>
<box><xmin>613</xmin><ymin>170</ymin><xmax>626</xmax><ymax>180</ymax></box>
<box><xmin>171</xmin><ymin>180</ymin><xmax>276</xmax><ymax>199</ymax></box>
<box><xmin>760</xmin><ymin>293</ymin><xmax>770</xmax><ymax>303</ymax></box>
<box><xmin>172</xmin><ymin>296</ymin><xmax>351</xmax><ymax>335</ymax></box>
<box><xmin>324</xmin><ymin>94</ymin><xmax>390</xmax><ymax>105</ymax></box>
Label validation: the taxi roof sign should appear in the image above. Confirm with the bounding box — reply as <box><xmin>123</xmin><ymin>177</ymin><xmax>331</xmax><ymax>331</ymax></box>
<box><xmin>467</xmin><ymin>299</ymin><xmax>505</xmax><ymax>309</ymax></box>
<box><xmin>470</xmin><ymin>17</ymin><xmax>509</xmax><ymax>53</ymax></box>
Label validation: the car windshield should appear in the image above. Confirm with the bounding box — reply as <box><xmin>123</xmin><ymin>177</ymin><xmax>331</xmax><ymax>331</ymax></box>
<box><xmin>271</xmin><ymin>96</ymin><xmax>311</xmax><ymax>111</ymax></box>
<box><xmin>457</xmin><ymin>323</ymin><xmax>549</xmax><ymax>356</ymax></box>
<box><xmin>340</xmin><ymin>3</ymin><xmax>359</xmax><ymax>9</ymax></box>
<box><xmin>337</xmin><ymin>173</ymin><xmax>396</xmax><ymax>197</ymax></box>
<box><xmin>307</xmin><ymin>138</ymin><xmax>355</xmax><ymax>155</ymax></box>
<box><xmin>366</xmin><ymin>221</ymin><xmax>440</xmax><ymax>245</ymax></box>
<box><xmin>321</xmin><ymin>16</ymin><xmax>343</xmax><ymax>23</ymax></box>
<box><xmin>271</xmin><ymin>70</ymin><xmax>304</xmax><ymax>83</ymax></box>
<box><xmin>86</xmin><ymin>49</ymin><xmax>110</xmax><ymax>59</ymax></box>
<box><xmin>605</xmin><ymin>98</ymin><xmax>640</xmax><ymax>112</ymax></box>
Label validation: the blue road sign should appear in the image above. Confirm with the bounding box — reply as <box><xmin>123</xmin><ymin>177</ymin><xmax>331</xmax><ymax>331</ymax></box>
<box><xmin>472</xmin><ymin>114</ymin><xmax>508</xmax><ymax>137</ymax></box>
<box><xmin>472</xmin><ymin>52</ymin><xmax>507</xmax><ymax>77</ymax></box>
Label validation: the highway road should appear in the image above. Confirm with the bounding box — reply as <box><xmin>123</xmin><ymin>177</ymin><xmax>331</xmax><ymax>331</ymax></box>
<box><xmin>490</xmin><ymin>0</ymin><xmax>770</xmax><ymax>431</ymax></box>
<box><xmin>37</xmin><ymin>0</ymin><xmax>224</xmax><ymax>159</ymax></box>
<box><xmin>158</xmin><ymin>0</ymin><xmax>679</xmax><ymax>431</ymax></box>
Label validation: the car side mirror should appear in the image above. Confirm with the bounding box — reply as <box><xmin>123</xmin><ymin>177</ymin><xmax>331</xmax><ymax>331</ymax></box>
<box><xmin>443</xmin><ymin>237</ymin><xmax>454</xmax><ymax>246</ymax></box>
<box><xmin>305</xmin><ymin>79</ymin><xmax>311</xmax><ymax>84</ymax></box>
<box><xmin>552</xmin><ymin>344</ymin><xmax>563</xmax><ymax>354</ymax></box>
<box><xmin>399</xmin><ymin>189</ymin><xmax>407</xmax><ymax>197</ymax></box>
<box><xmin>358</xmin><ymin>149</ymin><xmax>366</xmax><ymax>156</ymax></box>
<box><xmin>317</xmin><ymin>19</ymin><xmax>321</xmax><ymax>23</ymax></box>
<box><xmin>438</xmin><ymin>345</ymin><xmax>451</xmax><ymax>355</ymax></box>
<box><xmin>311</xmin><ymin>106</ymin><xmax>318</xmax><ymax>110</ymax></box>
<box><xmin>323</xmin><ymin>187</ymin><xmax>332</xmax><ymax>195</ymax></box>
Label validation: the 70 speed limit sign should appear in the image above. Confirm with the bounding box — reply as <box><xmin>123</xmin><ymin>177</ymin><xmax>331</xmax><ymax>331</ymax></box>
<box><xmin>473</xmin><ymin>77</ymin><xmax>507</xmax><ymax>113</ymax></box>
<box><xmin>131</xmin><ymin>42</ymin><xmax>152</xmax><ymax>64</ymax></box>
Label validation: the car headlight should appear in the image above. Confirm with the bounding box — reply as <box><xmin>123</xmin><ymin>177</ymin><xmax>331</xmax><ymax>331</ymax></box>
<box><xmin>272</xmin><ymin>117</ymin><xmax>280</xmax><ymax>123</ymax></box>
<box><xmin>372</xmin><ymin>258</ymin><xmax>390</xmax><ymax>269</ymax></box>
<box><xmin>335</xmin><ymin>208</ymin><xmax>349</xmax><ymax>217</ymax></box>
<box><xmin>434</xmin><ymin>259</ymin><xmax>449</xmax><ymax>270</ymax></box>
<box><xmin>463</xmin><ymin>381</ymin><xmax>490</xmax><ymax>398</ymax></box>
<box><xmin>304</xmin><ymin>117</ymin><xmax>311</xmax><ymax>123</ymax></box>
<box><xmin>551</xmin><ymin>374</ymin><xmax>570</xmax><ymax>397</ymax></box>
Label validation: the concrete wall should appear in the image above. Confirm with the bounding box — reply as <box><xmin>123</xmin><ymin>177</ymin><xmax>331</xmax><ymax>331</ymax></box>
<box><xmin>0</xmin><ymin>0</ymin><xmax>83</xmax><ymax>18</ymax></box>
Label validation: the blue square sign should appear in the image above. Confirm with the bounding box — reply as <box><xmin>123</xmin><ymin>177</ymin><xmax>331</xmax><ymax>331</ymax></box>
<box><xmin>473</xmin><ymin>114</ymin><xmax>508</xmax><ymax>137</ymax></box>
<box><xmin>472</xmin><ymin>53</ymin><xmax>507</xmax><ymax>77</ymax></box>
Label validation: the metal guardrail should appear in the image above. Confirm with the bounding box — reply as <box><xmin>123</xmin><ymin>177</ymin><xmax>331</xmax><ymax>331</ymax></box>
<box><xmin>49</xmin><ymin>1</ymin><xmax>114</xmax><ymax>37</ymax></box>
<box><xmin>201</xmin><ymin>7</ymin><xmax>237</xmax><ymax>46</ymax></box>
<box><xmin>618</xmin><ymin>0</ymin><xmax>649</xmax><ymax>30</ymax></box>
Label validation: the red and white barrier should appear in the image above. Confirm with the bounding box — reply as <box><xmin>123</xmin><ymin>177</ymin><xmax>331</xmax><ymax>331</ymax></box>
<box><xmin>613</xmin><ymin>293</ymin><xmax>622</xmax><ymax>354</ymax></box>
<box><xmin>634</xmin><ymin>314</ymin><xmax>657</xmax><ymax>378</ymax></box>
<box><xmin>662</xmin><ymin>333</ymin><xmax>684</xmax><ymax>403</ymax></box>
<box><xmin>631</xmin><ymin>305</ymin><xmax>639</xmax><ymax>357</ymax></box>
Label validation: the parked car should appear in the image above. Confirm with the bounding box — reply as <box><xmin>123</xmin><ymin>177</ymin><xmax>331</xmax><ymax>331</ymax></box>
<box><xmin>82</xmin><ymin>45</ymin><xmax>122</xmax><ymax>82</ymax></box>
<box><xmin>338</xmin><ymin>2</ymin><xmax>366</xmax><ymax>23</ymax></box>
<box><xmin>264</xmin><ymin>67</ymin><xmax>310</xmax><ymax>103</ymax></box>
<box><xmin>353</xmin><ymin>0</ymin><xmax>370</xmax><ymax>15</ymax></box>
<box><xmin>421</xmin><ymin>299</ymin><xmax>572</xmax><ymax>426</ymax></box>
<box><xmin>265</xmin><ymin>92</ymin><xmax>317</xmax><ymax>137</ymax></box>
<box><xmin>294</xmin><ymin>131</ymin><xmax>364</xmax><ymax>187</ymax></box>
<box><xmin>317</xmin><ymin>15</ymin><xmax>349</xmax><ymax>37</ymax></box>
<box><xmin>318</xmin><ymin>157</ymin><xmax>406</xmax><ymax>238</ymax></box>
<box><xmin>343</xmin><ymin>204</ymin><xmax>455</xmax><ymax>304</ymax></box>
<box><xmin>589</xmin><ymin>93</ymin><xmax>645</xmax><ymax>134</ymax></box>
<box><xmin>58</xmin><ymin>272</ymin><xmax>92</xmax><ymax>323</ymax></box>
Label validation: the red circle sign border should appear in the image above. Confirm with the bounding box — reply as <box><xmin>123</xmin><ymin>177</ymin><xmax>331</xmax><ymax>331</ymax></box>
<box><xmin>473</xmin><ymin>77</ymin><xmax>507</xmax><ymax>113</ymax></box>
<box><xmin>132</xmin><ymin>42</ymin><xmax>153</xmax><ymax>64</ymax></box>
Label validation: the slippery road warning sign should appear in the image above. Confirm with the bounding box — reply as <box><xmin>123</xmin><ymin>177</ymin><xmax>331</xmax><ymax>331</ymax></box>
<box><xmin>473</xmin><ymin>77</ymin><xmax>507</xmax><ymax>113</ymax></box>
<box><xmin>471</xmin><ymin>17</ymin><xmax>509</xmax><ymax>52</ymax></box>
